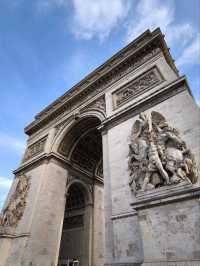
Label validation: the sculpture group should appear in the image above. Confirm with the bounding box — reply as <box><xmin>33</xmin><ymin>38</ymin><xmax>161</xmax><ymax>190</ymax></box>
<box><xmin>128</xmin><ymin>111</ymin><xmax>198</xmax><ymax>193</ymax></box>
<box><xmin>0</xmin><ymin>174</ymin><xmax>30</xmax><ymax>229</ymax></box>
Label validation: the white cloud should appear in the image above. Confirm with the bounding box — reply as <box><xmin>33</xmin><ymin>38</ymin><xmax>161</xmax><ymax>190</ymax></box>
<box><xmin>70</xmin><ymin>0</ymin><xmax>131</xmax><ymax>41</ymax></box>
<box><xmin>125</xmin><ymin>0</ymin><xmax>195</xmax><ymax>47</ymax></box>
<box><xmin>166</xmin><ymin>23</ymin><xmax>195</xmax><ymax>46</ymax></box>
<box><xmin>126</xmin><ymin>0</ymin><xmax>174</xmax><ymax>43</ymax></box>
<box><xmin>176</xmin><ymin>34</ymin><xmax>200</xmax><ymax>67</ymax></box>
<box><xmin>0</xmin><ymin>133</ymin><xmax>25</xmax><ymax>155</ymax></box>
<box><xmin>36</xmin><ymin>0</ymin><xmax>67</xmax><ymax>13</ymax></box>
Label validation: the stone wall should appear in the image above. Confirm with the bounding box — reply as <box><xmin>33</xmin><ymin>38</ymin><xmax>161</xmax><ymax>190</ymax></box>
<box><xmin>103</xmin><ymin>83</ymin><xmax>200</xmax><ymax>265</ymax></box>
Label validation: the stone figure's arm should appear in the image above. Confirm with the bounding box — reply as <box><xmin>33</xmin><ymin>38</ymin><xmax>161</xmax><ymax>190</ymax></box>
<box><xmin>166</xmin><ymin>132</ymin><xmax>183</xmax><ymax>145</ymax></box>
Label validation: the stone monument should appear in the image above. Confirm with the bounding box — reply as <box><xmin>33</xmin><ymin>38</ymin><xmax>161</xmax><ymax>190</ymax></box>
<box><xmin>0</xmin><ymin>28</ymin><xmax>199</xmax><ymax>266</ymax></box>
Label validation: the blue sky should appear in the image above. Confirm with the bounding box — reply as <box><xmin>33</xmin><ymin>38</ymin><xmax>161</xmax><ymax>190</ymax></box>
<box><xmin>0</xmin><ymin>0</ymin><xmax>200</xmax><ymax>209</ymax></box>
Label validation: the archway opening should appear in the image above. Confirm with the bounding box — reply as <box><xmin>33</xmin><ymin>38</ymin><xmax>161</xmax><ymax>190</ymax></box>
<box><xmin>57</xmin><ymin>116</ymin><xmax>104</xmax><ymax>266</ymax></box>
<box><xmin>58</xmin><ymin>183</ymin><xmax>86</xmax><ymax>266</ymax></box>
<box><xmin>58</xmin><ymin>116</ymin><xmax>103</xmax><ymax>178</ymax></box>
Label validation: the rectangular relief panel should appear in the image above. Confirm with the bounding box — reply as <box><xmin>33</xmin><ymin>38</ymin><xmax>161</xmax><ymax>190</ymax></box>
<box><xmin>22</xmin><ymin>136</ymin><xmax>47</xmax><ymax>162</ymax></box>
<box><xmin>112</xmin><ymin>66</ymin><xmax>164</xmax><ymax>109</ymax></box>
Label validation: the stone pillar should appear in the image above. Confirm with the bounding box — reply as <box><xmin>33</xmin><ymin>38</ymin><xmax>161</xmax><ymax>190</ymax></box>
<box><xmin>102</xmin><ymin>131</ymin><xmax>115</xmax><ymax>265</ymax></box>
<box><xmin>2</xmin><ymin>158</ymin><xmax>68</xmax><ymax>266</ymax></box>
<box><xmin>102</xmin><ymin>129</ymin><xmax>144</xmax><ymax>266</ymax></box>
<box><xmin>92</xmin><ymin>183</ymin><xmax>104</xmax><ymax>266</ymax></box>
<box><xmin>83</xmin><ymin>203</ymin><xmax>93</xmax><ymax>266</ymax></box>
<box><xmin>0</xmin><ymin>238</ymin><xmax>12</xmax><ymax>266</ymax></box>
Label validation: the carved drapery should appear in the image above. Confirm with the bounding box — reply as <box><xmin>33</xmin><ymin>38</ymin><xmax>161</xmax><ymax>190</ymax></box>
<box><xmin>112</xmin><ymin>67</ymin><xmax>164</xmax><ymax>109</ymax></box>
<box><xmin>128</xmin><ymin>111</ymin><xmax>198</xmax><ymax>193</ymax></box>
<box><xmin>0</xmin><ymin>174</ymin><xmax>30</xmax><ymax>229</ymax></box>
<box><xmin>23</xmin><ymin>137</ymin><xmax>47</xmax><ymax>162</ymax></box>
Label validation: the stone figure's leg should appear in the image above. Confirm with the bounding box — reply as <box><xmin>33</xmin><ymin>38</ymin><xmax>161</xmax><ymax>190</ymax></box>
<box><xmin>156</xmin><ymin>159</ymin><xmax>170</xmax><ymax>184</ymax></box>
<box><xmin>141</xmin><ymin>172</ymin><xmax>151</xmax><ymax>191</ymax></box>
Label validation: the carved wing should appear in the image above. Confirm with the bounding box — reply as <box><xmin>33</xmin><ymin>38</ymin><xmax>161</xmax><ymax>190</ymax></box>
<box><xmin>131</xmin><ymin>120</ymin><xmax>143</xmax><ymax>139</ymax></box>
<box><xmin>151</xmin><ymin>111</ymin><xmax>166</xmax><ymax>127</ymax></box>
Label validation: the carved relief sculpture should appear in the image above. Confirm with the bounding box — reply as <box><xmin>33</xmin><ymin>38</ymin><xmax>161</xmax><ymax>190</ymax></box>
<box><xmin>23</xmin><ymin>137</ymin><xmax>47</xmax><ymax>162</ymax></box>
<box><xmin>0</xmin><ymin>174</ymin><xmax>30</xmax><ymax>229</ymax></box>
<box><xmin>112</xmin><ymin>67</ymin><xmax>164</xmax><ymax>109</ymax></box>
<box><xmin>82</xmin><ymin>96</ymin><xmax>106</xmax><ymax>114</ymax></box>
<box><xmin>128</xmin><ymin>111</ymin><xmax>198</xmax><ymax>193</ymax></box>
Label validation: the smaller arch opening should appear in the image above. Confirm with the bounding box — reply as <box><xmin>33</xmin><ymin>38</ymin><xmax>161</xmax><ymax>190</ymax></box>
<box><xmin>58</xmin><ymin>183</ymin><xmax>89</xmax><ymax>266</ymax></box>
<box><xmin>66</xmin><ymin>184</ymin><xmax>85</xmax><ymax>211</ymax></box>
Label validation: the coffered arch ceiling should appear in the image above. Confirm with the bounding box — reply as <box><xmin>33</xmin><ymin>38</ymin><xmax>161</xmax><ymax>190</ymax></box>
<box><xmin>58</xmin><ymin>116</ymin><xmax>103</xmax><ymax>178</ymax></box>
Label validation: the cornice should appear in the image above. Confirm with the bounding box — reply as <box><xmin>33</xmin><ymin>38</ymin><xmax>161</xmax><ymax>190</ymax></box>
<box><xmin>13</xmin><ymin>152</ymin><xmax>103</xmax><ymax>184</ymax></box>
<box><xmin>100</xmin><ymin>76</ymin><xmax>188</xmax><ymax>132</ymax></box>
<box><xmin>27</xmin><ymin>94</ymin><xmax>106</xmax><ymax>142</ymax></box>
<box><xmin>25</xmin><ymin>28</ymin><xmax>178</xmax><ymax>136</ymax></box>
<box><xmin>131</xmin><ymin>184</ymin><xmax>200</xmax><ymax>210</ymax></box>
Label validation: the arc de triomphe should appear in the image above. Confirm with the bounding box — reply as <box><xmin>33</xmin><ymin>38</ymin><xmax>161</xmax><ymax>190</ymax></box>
<box><xmin>0</xmin><ymin>28</ymin><xmax>200</xmax><ymax>266</ymax></box>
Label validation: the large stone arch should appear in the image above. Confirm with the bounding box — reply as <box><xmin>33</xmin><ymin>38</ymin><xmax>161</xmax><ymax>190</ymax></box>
<box><xmin>51</xmin><ymin>113</ymin><xmax>103</xmax><ymax>179</ymax></box>
<box><xmin>2</xmin><ymin>28</ymin><xmax>200</xmax><ymax>266</ymax></box>
<box><xmin>51</xmin><ymin>110</ymin><xmax>105</xmax><ymax>156</ymax></box>
<box><xmin>53</xmin><ymin>113</ymin><xmax>104</xmax><ymax>266</ymax></box>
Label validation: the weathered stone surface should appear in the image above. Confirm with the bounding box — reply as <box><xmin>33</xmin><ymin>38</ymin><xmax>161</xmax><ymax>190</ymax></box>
<box><xmin>138</xmin><ymin>198</ymin><xmax>200</xmax><ymax>263</ymax></box>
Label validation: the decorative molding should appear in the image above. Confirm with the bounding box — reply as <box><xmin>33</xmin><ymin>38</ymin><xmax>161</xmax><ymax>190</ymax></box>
<box><xmin>14</xmin><ymin>79</ymin><xmax>188</xmax><ymax>178</ymax></box>
<box><xmin>82</xmin><ymin>95</ymin><xmax>106</xmax><ymax>114</ymax></box>
<box><xmin>25</xmin><ymin>29</ymin><xmax>172</xmax><ymax>136</ymax></box>
<box><xmin>0</xmin><ymin>231</ymin><xmax>30</xmax><ymax>239</ymax></box>
<box><xmin>101</xmin><ymin>76</ymin><xmax>187</xmax><ymax>132</ymax></box>
<box><xmin>70</xmin><ymin>128</ymin><xmax>102</xmax><ymax>174</ymax></box>
<box><xmin>0</xmin><ymin>174</ymin><xmax>30</xmax><ymax>230</ymax></box>
<box><xmin>131</xmin><ymin>183</ymin><xmax>200</xmax><ymax>210</ymax></box>
<box><xmin>51</xmin><ymin>96</ymin><xmax>106</xmax><ymax>142</ymax></box>
<box><xmin>35</xmin><ymin>30</ymin><xmax>153</xmax><ymax>122</ymax></box>
<box><xmin>111</xmin><ymin>211</ymin><xmax>137</xmax><ymax>220</ymax></box>
<box><xmin>96</xmin><ymin>159</ymin><xmax>103</xmax><ymax>178</ymax></box>
<box><xmin>14</xmin><ymin>152</ymin><xmax>94</xmax><ymax>180</ymax></box>
<box><xmin>66</xmin><ymin>173</ymin><xmax>74</xmax><ymax>186</ymax></box>
<box><xmin>112</xmin><ymin>67</ymin><xmax>164</xmax><ymax>109</ymax></box>
<box><xmin>54</xmin><ymin>118</ymin><xmax>72</xmax><ymax>139</ymax></box>
<box><xmin>65</xmin><ymin>173</ymin><xmax>94</xmax><ymax>205</ymax></box>
<box><xmin>105</xmin><ymin>263</ymin><xmax>141</xmax><ymax>266</ymax></box>
<box><xmin>128</xmin><ymin>111</ymin><xmax>199</xmax><ymax>194</ymax></box>
<box><xmin>23</xmin><ymin>136</ymin><xmax>47</xmax><ymax>162</ymax></box>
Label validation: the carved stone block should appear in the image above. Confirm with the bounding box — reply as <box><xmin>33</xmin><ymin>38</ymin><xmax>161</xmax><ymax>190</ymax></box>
<box><xmin>112</xmin><ymin>67</ymin><xmax>164</xmax><ymax>109</ymax></box>
<box><xmin>23</xmin><ymin>137</ymin><xmax>47</xmax><ymax>162</ymax></box>
<box><xmin>128</xmin><ymin>111</ymin><xmax>199</xmax><ymax>193</ymax></box>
